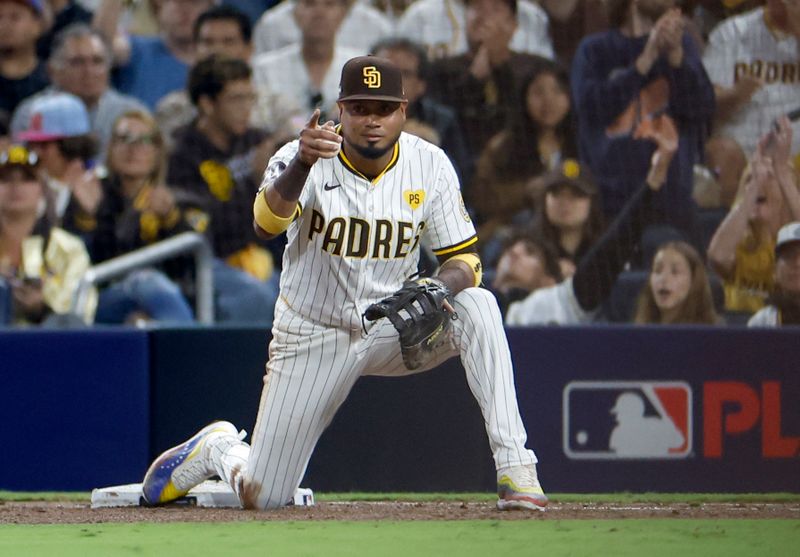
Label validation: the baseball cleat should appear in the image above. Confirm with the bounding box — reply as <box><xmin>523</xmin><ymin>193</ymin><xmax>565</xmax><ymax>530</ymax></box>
<box><xmin>496</xmin><ymin>464</ymin><xmax>548</xmax><ymax>511</ymax></box>
<box><xmin>141</xmin><ymin>421</ymin><xmax>238</xmax><ymax>505</ymax></box>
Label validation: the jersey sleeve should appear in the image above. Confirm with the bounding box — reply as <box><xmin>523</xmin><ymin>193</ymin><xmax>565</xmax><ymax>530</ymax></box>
<box><xmin>258</xmin><ymin>139</ymin><xmax>315</xmax><ymax>211</ymax></box>
<box><xmin>424</xmin><ymin>152</ymin><xmax>477</xmax><ymax>256</ymax></box>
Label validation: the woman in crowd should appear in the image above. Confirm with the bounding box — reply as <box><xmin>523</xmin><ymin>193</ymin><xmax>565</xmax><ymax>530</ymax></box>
<box><xmin>533</xmin><ymin>158</ymin><xmax>605</xmax><ymax>278</ymax></box>
<box><xmin>707</xmin><ymin>117</ymin><xmax>800</xmax><ymax>315</ymax></box>
<box><xmin>0</xmin><ymin>144</ymin><xmax>96</xmax><ymax>326</ymax></box>
<box><xmin>91</xmin><ymin>110</ymin><xmax>195</xmax><ymax>325</ymax></box>
<box><xmin>17</xmin><ymin>93</ymin><xmax>103</xmax><ymax>239</ymax></box>
<box><xmin>470</xmin><ymin>61</ymin><xmax>578</xmax><ymax>247</ymax></box>
<box><xmin>634</xmin><ymin>241</ymin><xmax>719</xmax><ymax>325</ymax></box>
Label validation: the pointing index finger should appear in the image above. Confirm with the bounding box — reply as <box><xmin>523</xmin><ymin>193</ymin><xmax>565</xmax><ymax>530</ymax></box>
<box><xmin>306</xmin><ymin>109</ymin><xmax>321</xmax><ymax>129</ymax></box>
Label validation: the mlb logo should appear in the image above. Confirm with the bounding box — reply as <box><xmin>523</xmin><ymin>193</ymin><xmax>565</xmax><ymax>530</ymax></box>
<box><xmin>563</xmin><ymin>381</ymin><xmax>692</xmax><ymax>459</ymax></box>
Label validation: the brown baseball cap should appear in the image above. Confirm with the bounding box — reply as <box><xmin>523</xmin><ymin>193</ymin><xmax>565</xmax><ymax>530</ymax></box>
<box><xmin>0</xmin><ymin>144</ymin><xmax>40</xmax><ymax>180</ymax></box>
<box><xmin>541</xmin><ymin>158</ymin><xmax>597</xmax><ymax>196</ymax></box>
<box><xmin>338</xmin><ymin>56</ymin><xmax>405</xmax><ymax>103</ymax></box>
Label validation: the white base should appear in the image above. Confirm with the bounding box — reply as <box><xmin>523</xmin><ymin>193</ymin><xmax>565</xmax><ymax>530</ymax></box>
<box><xmin>90</xmin><ymin>480</ymin><xmax>315</xmax><ymax>508</ymax></box>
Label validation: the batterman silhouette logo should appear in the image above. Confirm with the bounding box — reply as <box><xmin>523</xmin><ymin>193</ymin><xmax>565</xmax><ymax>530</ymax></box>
<box><xmin>563</xmin><ymin>381</ymin><xmax>692</xmax><ymax>459</ymax></box>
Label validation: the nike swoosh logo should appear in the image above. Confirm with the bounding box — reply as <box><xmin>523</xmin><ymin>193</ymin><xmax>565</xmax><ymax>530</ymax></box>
<box><xmin>323</xmin><ymin>183</ymin><xmax>342</xmax><ymax>191</ymax></box>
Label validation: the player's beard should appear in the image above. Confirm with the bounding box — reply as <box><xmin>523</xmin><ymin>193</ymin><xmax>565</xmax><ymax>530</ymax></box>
<box><xmin>351</xmin><ymin>131</ymin><xmax>402</xmax><ymax>160</ymax></box>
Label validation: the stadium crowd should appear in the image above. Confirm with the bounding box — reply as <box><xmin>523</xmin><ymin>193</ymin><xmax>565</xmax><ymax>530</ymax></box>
<box><xmin>0</xmin><ymin>0</ymin><xmax>799</xmax><ymax>328</ymax></box>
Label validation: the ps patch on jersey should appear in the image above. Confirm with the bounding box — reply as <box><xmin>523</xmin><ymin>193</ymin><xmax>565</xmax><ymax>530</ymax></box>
<box><xmin>403</xmin><ymin>189</ymin><xmax>425</xmax><ymax>210</ymax></box>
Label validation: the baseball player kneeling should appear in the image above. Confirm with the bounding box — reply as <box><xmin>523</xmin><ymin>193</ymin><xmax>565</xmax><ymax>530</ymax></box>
<box><xmin>140</xmin><ymin>56</ymin><xmax>547</xmax><ymax>512</ymax></box>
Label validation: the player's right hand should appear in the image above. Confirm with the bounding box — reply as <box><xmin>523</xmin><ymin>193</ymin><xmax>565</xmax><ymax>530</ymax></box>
<box><xmin>297</xmin><ymin>109</ymin><xmax>342</xmax><ymax>167</ymax></box>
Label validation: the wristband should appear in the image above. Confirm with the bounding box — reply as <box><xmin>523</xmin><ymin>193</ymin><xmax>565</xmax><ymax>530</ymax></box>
<box><xmin>443</xmin><ymin>253</ymin><xmax>483</xmax><ymax>287</ymax></box>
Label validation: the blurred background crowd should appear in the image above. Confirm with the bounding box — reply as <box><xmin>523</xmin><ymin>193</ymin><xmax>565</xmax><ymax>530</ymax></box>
<box><xmin>0</xmin><ymin>0</ymin><xmax>798</xmax><ymax>329</ymax></box>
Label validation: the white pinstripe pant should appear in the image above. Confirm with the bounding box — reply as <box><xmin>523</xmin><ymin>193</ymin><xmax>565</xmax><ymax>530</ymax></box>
<box><xmin>213</xmin><ymin>287</ymin><xmax>537</xmax><ymax>509</ymax></box>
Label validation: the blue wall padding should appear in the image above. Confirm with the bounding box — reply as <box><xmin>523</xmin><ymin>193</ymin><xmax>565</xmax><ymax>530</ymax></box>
<box><xmin>0</xmin><ymin>329</ymin><xmax>149</xmax><ymax>491</ymax></box>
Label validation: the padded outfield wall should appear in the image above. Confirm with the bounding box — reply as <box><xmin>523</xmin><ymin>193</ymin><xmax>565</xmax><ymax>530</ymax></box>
<box><xmin>0</xmin><ymin>326</ymin><xmax>797</xmax><ymax>492</ymax></box>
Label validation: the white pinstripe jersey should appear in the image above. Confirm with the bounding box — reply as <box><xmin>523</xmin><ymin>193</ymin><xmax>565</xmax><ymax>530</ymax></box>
<box><xmin>262</xmin><ymin>132</ymin><xmax>477</xmax><ymax>330</ymax></box>
<box><xmin>703</xmin><ymin>8</ymin><xmax>800</xmax><ymax>156</ymax></box>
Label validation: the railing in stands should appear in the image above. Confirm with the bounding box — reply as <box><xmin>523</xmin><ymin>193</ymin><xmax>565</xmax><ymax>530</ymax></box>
<box><xmin>71</xmin><ymin>232</ymin><xmax>215</xmax><ymax>324</ymax></box>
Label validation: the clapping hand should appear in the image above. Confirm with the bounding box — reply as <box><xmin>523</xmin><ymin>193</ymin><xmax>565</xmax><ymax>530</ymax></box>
<box><xmin>653</xmin><ymin>8</ymin><xmax>685</xmax><ymax>67</ymax></box>
<box><xmin>639</xmin><ymin>8</ymin><xmax>685</xmax><ymax>73</ymax></box>
<box><xmin>469</xmin><ymin>10</ymin><xmax>515</xmax><ymax>80</ymax></box>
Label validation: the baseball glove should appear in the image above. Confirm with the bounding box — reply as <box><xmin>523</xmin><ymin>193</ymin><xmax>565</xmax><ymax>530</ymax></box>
<box><xmin>363</xmin><ymin>277</ymin><xmax>456</xmax><ymax>370</ymax></box>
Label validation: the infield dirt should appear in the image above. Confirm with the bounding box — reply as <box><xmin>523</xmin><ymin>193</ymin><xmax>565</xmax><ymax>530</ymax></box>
<box><xmin>1</xmin><ymin>500</ymin><xmax>798</xmax><ymax>524</ymax></box>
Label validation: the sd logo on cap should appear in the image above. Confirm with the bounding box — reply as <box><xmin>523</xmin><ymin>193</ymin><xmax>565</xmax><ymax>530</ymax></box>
<box><xmin>338</xmin><ymin>56</ymin><xmax>405</xmax><ymax>103</ymax></box>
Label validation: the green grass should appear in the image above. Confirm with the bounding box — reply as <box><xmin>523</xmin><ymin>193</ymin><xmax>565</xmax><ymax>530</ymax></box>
<box><xmin>2</xmin><ymin>490</ymin><xmax>799</xmax><ymax>503</ymax></box>
<box><xmin>1</xmin><ymin>492</ymin><xmax>797</xmax><ymax>556</ymax></box>
<box><xmin>0</xmin><ymin>520</ymin><xmax>798</xmax><ymax>557</ymax></box>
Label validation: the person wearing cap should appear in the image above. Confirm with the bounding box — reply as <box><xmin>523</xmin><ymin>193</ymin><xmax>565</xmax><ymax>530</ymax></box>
<box><xmin>15</xmin><ymin>91</ymin><xmax>103</xmax><ymax>236</ymax></box>
<box><xmin>139</xmin><ymin>55</ymin><xmax>549</xmax><ymax>513</ymax></box>
<box><xmin>748</xmin><ymin>221</ymin><xmax>800</xmax><ymax>326</ymax></box>
<box><xmin>0</xmin><ymin>144</ymin><xmax>97</xmax><ymax>326</ymax></box>
<box><xmin>504</xmin><ymin>113</ymin><xmax>678</xmax><ymax>326</ymax></box>
<box><xmin>0</xmin><ymin>0</ymin><xmax>49</xmax><ymax>115</ymax></box>
<box><xmin>11</xmin><ymin>23</ymin><xmax>149</xmax><ymax>155</ymax></box>
<box><xmin>533</xmin><ymin>158</ymin><xmax>605</xmax><ymax>279</ymax></box>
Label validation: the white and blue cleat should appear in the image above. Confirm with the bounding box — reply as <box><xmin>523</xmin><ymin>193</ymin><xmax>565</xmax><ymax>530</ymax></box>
<box><xmin>141</xmin><ymin>421</ymin><xmax>238</xmax><ymax>505</ymax></box>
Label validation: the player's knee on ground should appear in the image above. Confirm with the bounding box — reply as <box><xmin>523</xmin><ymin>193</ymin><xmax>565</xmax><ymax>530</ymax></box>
<box><xmin>240</xmin><ymin>476</ymin><xmax>297</xmax><ymax>510</ymax></box>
